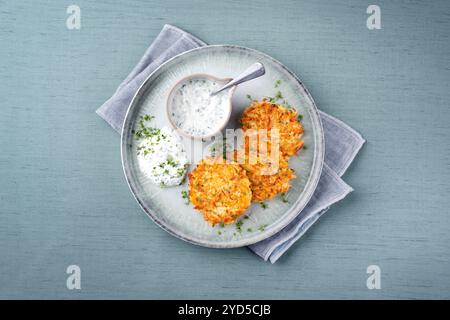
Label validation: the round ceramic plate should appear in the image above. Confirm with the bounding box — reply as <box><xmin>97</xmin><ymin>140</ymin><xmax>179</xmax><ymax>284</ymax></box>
<box><xmin>121</xmin><ymin>45</ymin><xmax>324</xmax><ymax>248</ymax></box>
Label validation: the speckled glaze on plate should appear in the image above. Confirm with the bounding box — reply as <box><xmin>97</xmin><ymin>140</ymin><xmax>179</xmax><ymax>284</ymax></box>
<box><xmin>121</xmin><ymin>45</ymin><xmax>324</xmax><ymax>248</ymax></box>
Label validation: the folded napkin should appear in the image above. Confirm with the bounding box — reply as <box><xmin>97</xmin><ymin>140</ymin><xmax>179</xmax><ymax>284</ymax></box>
<box><xmin>96</xmin><ymin>24</ymin><xmax>365</xmax><ymax>263</ymax></box>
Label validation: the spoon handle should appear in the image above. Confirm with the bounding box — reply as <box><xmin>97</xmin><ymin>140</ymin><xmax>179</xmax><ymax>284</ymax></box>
<box><xmin>211</xmin><ymin>62</ymin><xmax>265</xmax><ymax>95</ymax></box>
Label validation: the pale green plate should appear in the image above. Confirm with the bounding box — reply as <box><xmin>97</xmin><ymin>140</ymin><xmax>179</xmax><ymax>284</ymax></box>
<box><xmin>121</xmin><ymin>45</ymin><xmax>324</xmax><ymax>248</ymax></box>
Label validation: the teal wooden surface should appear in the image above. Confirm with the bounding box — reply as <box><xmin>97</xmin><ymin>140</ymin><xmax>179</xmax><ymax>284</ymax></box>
<box><xmin>1</xmin><ymin>0</ymin><xmax>449</xmax><ymax>299</ymax></box>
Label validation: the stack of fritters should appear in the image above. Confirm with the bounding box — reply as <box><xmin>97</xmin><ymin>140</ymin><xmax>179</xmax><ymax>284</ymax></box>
<box><xmin>188</xmin><ymin>100</ymin><xmax>304</xmax><ymax>225</ymax></box>
<box><xmin>239</xmin><ymin>100</ymin><xmax>304</xmax><ymax>202</ymax></box>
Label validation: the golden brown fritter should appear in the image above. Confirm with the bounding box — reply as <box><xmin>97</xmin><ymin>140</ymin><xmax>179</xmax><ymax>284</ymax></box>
<box><xmin>188</xmin><ymin>157</ymin><xmax>252</xmax><ymax>225</ymax></box>
<box><xmin>240</xmin><ymin>100</ymin><xmax>304</xmax><ymax>157</ymax></box>
<box><xmin>233</xmin><ymin>150</ymin><xmax>295</xmax><ymax>202</ymax></box>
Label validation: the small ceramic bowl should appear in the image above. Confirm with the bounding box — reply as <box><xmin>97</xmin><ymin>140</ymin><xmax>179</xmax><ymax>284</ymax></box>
<box><xmin>166</xmin><ymin>74</ymin><xmax>237</xmax><ymax>140</ymax></box>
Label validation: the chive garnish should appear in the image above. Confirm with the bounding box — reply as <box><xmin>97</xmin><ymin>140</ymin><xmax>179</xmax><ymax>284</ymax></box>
<box><xmin>181</xmin><ymin>190</ymin><xmax>189</xmax><ymax>205</ymax></box>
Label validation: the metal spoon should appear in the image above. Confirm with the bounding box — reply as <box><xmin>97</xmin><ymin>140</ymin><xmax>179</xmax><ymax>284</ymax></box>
<box><xmin>210</xmin><ymin>62</ymin><xmax>265</xmax><ymax>96</ymax></box>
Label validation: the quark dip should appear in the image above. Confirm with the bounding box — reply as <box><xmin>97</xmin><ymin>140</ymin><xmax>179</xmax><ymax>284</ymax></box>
<box><xmin>167</xmin><ymin>75</ymin><xmax>236</xmax><ymax>139</ymax></box>
<box><xmin>136</xmin><ymin>126</ymin><xmax>188</xmax><ymax>187</ymax></box>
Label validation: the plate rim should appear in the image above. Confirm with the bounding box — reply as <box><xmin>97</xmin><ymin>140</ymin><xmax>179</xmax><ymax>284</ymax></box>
<box><xmin>121</xmin><ymin>44</ymin><xmax>324</xmax><ymax>248</ymax></box>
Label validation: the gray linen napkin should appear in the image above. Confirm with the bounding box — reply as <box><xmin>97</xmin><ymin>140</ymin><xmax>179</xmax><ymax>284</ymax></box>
<box><xmin>250</xmin><ymin>111</ymin><xmax>364</xmax><ymax>262</ymax></box>
<box><xmin>96</xmin><ymin>24</ymin><xmax>365</xmax><ymax>263</ymax></box>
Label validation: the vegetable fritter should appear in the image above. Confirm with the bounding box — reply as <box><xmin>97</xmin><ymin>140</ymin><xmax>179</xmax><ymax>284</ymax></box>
<box><xmin>233</xmin><ymin>150</ymin><xmax>295</xmax><ymax>202</ymax></box>
<box><xmin>188</xmin><ymin>157</ymin><xmax>252</xmax><ymax>225</ymax></box>
<box><xmin>240</xmin><ymin>100</ymin><xmax>304</xmax><ymax>157</ymax></box>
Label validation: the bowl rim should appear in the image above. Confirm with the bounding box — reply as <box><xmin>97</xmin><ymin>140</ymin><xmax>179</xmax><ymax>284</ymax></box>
<box><xmin>166</xmin><ymin>73</ymin><xmax>236</xmax><ymax>140</ymax></box>
<box><xmin>120</xmin><ymin>44</ymin><xmax>324</xmax><ymax>248</ymax></box>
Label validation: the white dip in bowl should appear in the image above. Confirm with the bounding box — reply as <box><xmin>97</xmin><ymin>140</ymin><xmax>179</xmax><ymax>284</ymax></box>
<box><xmin>167</xmin><ymin>75</ymin><xmax>235</xmax><ymax>139</ymax></box>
